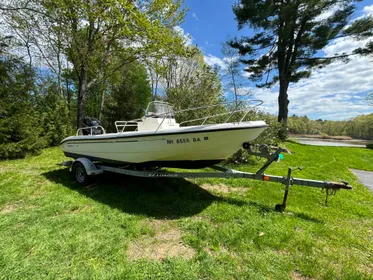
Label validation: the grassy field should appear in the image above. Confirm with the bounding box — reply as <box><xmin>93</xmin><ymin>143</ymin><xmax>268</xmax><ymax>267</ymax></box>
<box><xmin>1</xmin><ymin>142</ymin><xmax>373</xmax><ymax>279</ymax></box>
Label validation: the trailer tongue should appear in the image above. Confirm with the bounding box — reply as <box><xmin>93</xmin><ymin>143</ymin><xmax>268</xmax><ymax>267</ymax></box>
<box><xmin>63</xmin><ymin>145</ymin><xmax>352</xmax><ymax>212</ymax></box>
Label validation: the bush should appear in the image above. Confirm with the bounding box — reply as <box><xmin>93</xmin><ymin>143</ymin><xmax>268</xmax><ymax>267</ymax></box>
<box><xmin>367</xmin><ymin>143</ymin><xmax>373</xmax><ymax>150</ymax></box>
<box><xmin>36</xmin><ymin>79</ymin><xmax>73</xmax><ymax>146</ymax></box>
<box><xmin>225</xmin><ymin>109</ymin><xmax>283</xmax><ymax>164</ymax></box>
<box><xmin>250</xmin><ymin>110</ymin><xmax>282</xmax><ymax>145</ymax></box>
<box><xmin>0</xmin><ymin>138</ymin><xmax>47</xmax><ymax>160</ymax></box>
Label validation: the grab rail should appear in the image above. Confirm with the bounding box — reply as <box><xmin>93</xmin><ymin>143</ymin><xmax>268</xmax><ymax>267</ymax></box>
<box><xmin>76</xmin><ymin>126</ymin><xmax>106</xmax><ymax>136</ymax></box>
<box><xmin>177</xmin><ymin>100</ymin><xmax>263</xmax><ymax>127</ymax></box>
<box><xmin>112</xmin><ymin>99</ymin><xmax>263</xmax><ymax>134</ymax></box>
<box><xmin>115</xmin><ymin>121</ymin><xmax>139</xmax><ymax>133</ymax></box>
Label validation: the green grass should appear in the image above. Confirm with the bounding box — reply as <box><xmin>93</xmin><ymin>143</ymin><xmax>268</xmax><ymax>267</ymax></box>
<box><xmin>1</xmin><ymin>142</ymin><xmax>373</xmax><ymax>279</ymax></box>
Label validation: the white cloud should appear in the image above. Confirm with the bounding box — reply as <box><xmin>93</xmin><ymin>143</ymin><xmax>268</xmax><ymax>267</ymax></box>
<box><xmin>223</xmin><ymin>55</ymin><xmax>239</xmax><ymax>63</ymax></box>
<box><xmin>235</xmin><ymin>87</ymin><xmax>252</xmax><ymax>96</ymax></box>
<box><xmin>363</xmin><ymin>4</ymin><xmax>373</xmax><ymax>16</ymax></box>
<box><xmin>237</xmin><ymin>36</ymin><xmax>373</xmax><ymax>120</ymax></box>
<box><xmin>204</xmin><ymin>54</ymin><xmax>227</xmax><ymax>70</ymax></box>
<box><xmin>315</xmin><ymin>3</ymin><xmax>342</xmax><ymax>22</ymax></box>
<box><xmin>173</xmin><ymin>26</ymin><xmax>193</xmax><ymax>46</ymax></box>
<box><xmin>192</xmin><ymin>13</ymin><xmax>199</xmax><ymax>20</ymax></box>
<box><xmin>245</xmin><ymin>52</ymin><xmax>373</xmax><ymax>120</ymax></box>
<box><xmin>323</xmin><ymin>37</ymin><xmax>372</xmax><ymax>56</ymax></box>
<box><xmin>203</xmin><ymin>54</ymin><xmax>242</xmax><ymax>72</ymax></box>
<box><xmin>242</xmin><ymin>70</ymin><xmax>252</xmax><ymax>78</ymax></box>
<box><xmin>204</xmin><ymin>41</ymin><xmax>214</xmax><ymax>48</ymax></box>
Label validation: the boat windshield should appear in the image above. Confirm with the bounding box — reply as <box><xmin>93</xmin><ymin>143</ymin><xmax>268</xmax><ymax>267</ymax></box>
<box><xmin>146</xmin><ymin>101</ymin><xmax>175</xmax><ymax>118</ymax></box>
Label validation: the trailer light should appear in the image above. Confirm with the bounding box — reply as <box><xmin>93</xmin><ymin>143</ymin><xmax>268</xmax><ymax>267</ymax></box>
<box><xmin>263</xmin><ymin>176</ymin><xmax>270</xmax><ymax>181</ymax></box>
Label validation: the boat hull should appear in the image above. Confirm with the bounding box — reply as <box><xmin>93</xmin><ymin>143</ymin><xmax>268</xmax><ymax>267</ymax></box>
<box><xmin>60</xmin><ymin>122</ymin><xmax>267</xmax><ymax>168</ymax></box>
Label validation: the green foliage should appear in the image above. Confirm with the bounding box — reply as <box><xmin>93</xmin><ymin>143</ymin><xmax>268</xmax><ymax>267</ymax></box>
<box><xmin>35</xmin><ymin>78</ymin><xmax>73</xmax><ymax>146</ymax></box>
<box><xmin>164</xmin><ymin>49</ymin><xmax>224</xmax><ymax>123</ymax></box>
<box><xmin>1</xmin><ymin>0</ymin><xmax>189</xmax><ymax>128</ymax></box>
<box><xmin>249</xmin><ymin>110</ymin><xmax>282</xmax><ymax>145</ymax></box>
<box><xmin>102</xmin><ymin>61</ymin><xmax>152</xmax><ymax>132</ymax></box>
<box><xmin>47</xmin><ymin>0</ymin><xmax>187</xmax><ymax>127</ymax></box>
<box><xmin>0</xmin><ymin>34</ymin><xmax>74</xmax><ymax>160</ymax></box>
<box><xmin>288</xmin><ymin>113</ymin><xmax>373</xmax><ymax>140</ymax></box>
<box><xmin>288</xmin><ymin>115</ymin><xmax>322</xmax><ymax>135</ymax></box>
<box><xmin>0</xmin><ymin>52</ymin><xmax>46</xmax><ymax>159</ymax></box>
<box><xmin>366</xmin><ymin>143</ymin><xmax>373</xmax><ymax>149</ymax></box>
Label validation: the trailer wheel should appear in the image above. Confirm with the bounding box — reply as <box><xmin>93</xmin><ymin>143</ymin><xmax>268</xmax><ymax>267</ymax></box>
<box><xmin>73</xmin><ymin>162</ymin><xmax>90</xmax><ymax>186</ymax></box>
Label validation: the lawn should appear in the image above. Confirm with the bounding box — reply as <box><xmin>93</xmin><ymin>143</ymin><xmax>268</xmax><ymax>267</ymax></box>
<box><xmin>0</xmin><ymin>142</ymin><xmax>373</xmax><ymax>279</ymax></box>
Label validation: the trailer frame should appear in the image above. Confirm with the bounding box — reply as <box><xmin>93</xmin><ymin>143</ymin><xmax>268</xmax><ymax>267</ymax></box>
<box><xmin>62</xmin><ymin>147</ymin><xmax>352</xmax><ymax>212</ymax></box>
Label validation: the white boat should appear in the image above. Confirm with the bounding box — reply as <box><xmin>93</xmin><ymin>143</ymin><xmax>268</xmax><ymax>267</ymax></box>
<box><xmin>60</xmin><ymin>101</ymin><xmax>268</xmax><ymax>168</ymax></box>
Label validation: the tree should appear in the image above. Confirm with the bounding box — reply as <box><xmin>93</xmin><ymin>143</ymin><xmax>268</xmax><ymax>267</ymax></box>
<box><xmin>221</xmin><ymin>42</ymin><xmax>251</xmax><ymax>105</ymax></box>
<box><xmin>162</xmin><ymin>48</ymin><xmax>224</xmax><ymax>123</ymax></box>
<box><xmin>1</xmin><ymin>0</ymin><xmax>188</xmax><ymax>128</ymax></box>
<box><xmin>230</xmin><ymin>0</ymin><xmax>373</xmax><ymax>125</ymax></box>
<box><xmin>0</xmin><ymin>36</ymin><xmax>46</xmax><ymax>159</ymax></box>
<box><xmin>102</xmin><ymin>61</ymin><xmax>152</xmax><ymax>132</ymax></box>
<box><xmin>144</xmin><ymin>57</ymin><xmax>168</xmax><ymax>101</ymax></box>
<box><xmin>366</xmin><ymin>92</ymin><xmax>373</xmax><ymax>106</ymax></box>
<box><xmin>35</xmin><ymin>77</ymin><xmax>73</xmax><ymax>146</ymax></box>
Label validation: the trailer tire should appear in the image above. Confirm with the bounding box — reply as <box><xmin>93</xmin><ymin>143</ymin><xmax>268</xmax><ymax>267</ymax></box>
<box><xmin>73</xmin><ymin>162</ymin><xmax>91</xmax><ymax>186</ymax></box>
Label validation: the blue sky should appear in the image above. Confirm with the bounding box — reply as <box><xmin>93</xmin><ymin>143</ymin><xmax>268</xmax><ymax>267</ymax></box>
<box><xmin>179</xmin><ymin>0</ymin><xmax>373</xmax><ymax>120</ymax></box>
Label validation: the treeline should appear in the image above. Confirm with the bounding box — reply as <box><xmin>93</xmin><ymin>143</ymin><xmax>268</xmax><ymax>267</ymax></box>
<box><xmin>0</xmin><ymin>50</ymin><xmax>71</xmax><ymax>159</ymax></box>
<box><xmin>0</xmin><ymin>0</ymin><xmax>225</xmax><ymax>160</ymax></box>
<box><xmin>288</xmin><ymin>114</ymin><xmax>373</xmax><ymax>140</ymax></box>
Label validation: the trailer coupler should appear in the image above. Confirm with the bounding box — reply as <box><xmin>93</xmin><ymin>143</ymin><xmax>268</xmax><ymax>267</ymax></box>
<box><xmin>242</xmin><ymin>146</ymin><xmax>352</xmax><ymax>211</ymax></box>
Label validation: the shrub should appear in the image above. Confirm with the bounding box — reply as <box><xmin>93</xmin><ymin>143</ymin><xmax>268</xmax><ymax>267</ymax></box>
<box><xmin>226</xmin><ymin>109</ymin><xmax>283</xmax><ymax>164</ymax></box>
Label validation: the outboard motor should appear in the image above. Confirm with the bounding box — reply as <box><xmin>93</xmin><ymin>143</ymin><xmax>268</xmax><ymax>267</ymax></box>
<box><xmin>82</xmin><ymin>117</ymin><xmax>103</xmax><ymax>135</ymax></box>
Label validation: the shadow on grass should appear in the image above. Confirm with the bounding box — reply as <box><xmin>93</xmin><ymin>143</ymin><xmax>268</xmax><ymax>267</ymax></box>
<box><xmin>42</xmin><ymin>168</ymin><xmax>322</xmax><ymax>223</ymax></box>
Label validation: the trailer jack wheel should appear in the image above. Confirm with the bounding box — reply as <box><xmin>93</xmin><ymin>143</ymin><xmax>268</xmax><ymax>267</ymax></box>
<box><xmin>275</xmin><ymin>168</ymin><xmax>293</xmax><ymax>212</ymax></box>
<box><xmin>275</xmin><ymin>203</ymin><xmax>286</xmax><ymax>212</ymax></box>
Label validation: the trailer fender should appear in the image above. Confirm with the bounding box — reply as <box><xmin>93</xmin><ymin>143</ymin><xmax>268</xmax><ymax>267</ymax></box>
<box><xmin>72</xmin><ymin>158</ymin><xmax>103</xmax><ymax>176</ymax></box>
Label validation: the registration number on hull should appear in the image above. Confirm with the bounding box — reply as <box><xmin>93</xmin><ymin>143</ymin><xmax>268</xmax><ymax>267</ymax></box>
<box><xmin>167</xmin><ymin>137</ymin><xmax>209</xmax><ymax>145</ymax></box>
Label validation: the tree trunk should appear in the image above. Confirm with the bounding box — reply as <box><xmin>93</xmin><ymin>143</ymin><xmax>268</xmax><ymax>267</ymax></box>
<box><xmin>277</xmin><ymin>78</ymin><xmax>290</xmax><ymax>141</ymax></box>
<box><xmin>231</xmin><ymin>71</ymin><xmax>238</xmax><ymax>106</ymax></box>
<box><xmin>278</xmin><ymin>78</ymin><xmax>289</xmax><ymax>122</ymax></box>
<box><xmin>66</xmin><ymin>78</ymin><xmax>71</xmax><ymax>116</ymax></box>
<box><xmin>77</xmin><ymin>67</ymin><xmax>88</xmax><ymax>129</ymax></box>
<box><xmin>76</xmin><ymin>19</ymin><xmax>94</xmax><ymax>129</ymax></box>
<box><xmin>99</xmin><ymin>89</ymin><xmax>105</xmax><ymax>121</ymax></box>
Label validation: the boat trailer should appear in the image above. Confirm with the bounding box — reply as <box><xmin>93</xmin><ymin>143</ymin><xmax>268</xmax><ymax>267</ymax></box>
<box><xmin>63</xmin><ymin>146</ymin><xmax>352</xmax><ymax>212</ymax></box>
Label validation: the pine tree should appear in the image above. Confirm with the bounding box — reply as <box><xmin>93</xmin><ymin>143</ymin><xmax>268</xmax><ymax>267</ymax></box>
<box><xmin>230</xmin><ymin>0</ymin><xmax>373</xmax><ymax>127</ymax></box>
<box><xmin>0</xmin><ymin>37</ymin><xmax>46</xmax><ymax>159</ymax></box>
